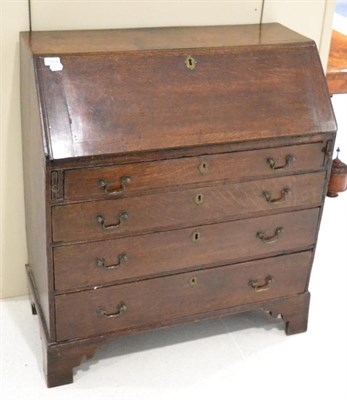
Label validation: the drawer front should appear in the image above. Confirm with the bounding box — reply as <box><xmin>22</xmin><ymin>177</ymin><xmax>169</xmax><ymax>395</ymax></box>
<box><xmin>52</xmin><ymin>172</ymin><xmax>325</xmax><ymax>243</ymax></box>
<box><xmin>55</xmin><ymin>251</ymin><xmax>312</xmax><ymax>341</ymax></box>
<box><xmin>54</xmin><ymin>208</ymin><xmax>319</xmax><ymax>291</ymax></box>
<box><xmin>64</xmin><ymin>142</ymin><xmax>325</xmax><ymax>201</ymax></box>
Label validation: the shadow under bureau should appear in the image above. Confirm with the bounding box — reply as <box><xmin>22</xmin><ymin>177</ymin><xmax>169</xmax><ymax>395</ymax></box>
<box><xmin>20</xmin><ymin>23</ymin><xmax>336</xmax><ymax>387</ymax></box>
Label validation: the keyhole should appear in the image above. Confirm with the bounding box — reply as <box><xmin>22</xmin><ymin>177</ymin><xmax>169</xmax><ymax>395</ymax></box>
<box><xmin>194</xmin><ymin>193</ymin><xmax>204</xmax><ymax>206</ymax></box>
<box><xmin>191</xmin><ymin>231</ymin><xmax>201</xmax><ymax>242</ymax></box>
<box><xmin>198</xmin><ymin>160</ymin><xmax>209</xmax><ymax>175</ymax></box>
<box><xmin>185</xmin><ymin>56</ymin><xmax>196</xmax><ymax>70</ymax></box>
<box><xmin>190</xmin><ymin>277</ymin><xmax>198</xmax><ymax>287</ymax></box>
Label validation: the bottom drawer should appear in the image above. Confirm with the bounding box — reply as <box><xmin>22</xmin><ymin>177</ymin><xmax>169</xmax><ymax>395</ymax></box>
<box><xmin>55</xmin><ymin>251</ymin><xmax>312</xmax><ymax>341</ymax></box>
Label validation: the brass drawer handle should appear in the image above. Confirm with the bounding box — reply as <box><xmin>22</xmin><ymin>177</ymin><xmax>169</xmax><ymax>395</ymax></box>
<box><xmin>256</xmin><ymin>227</ymin><xmax>283</xmax><ymax>244</ymax></box>
<box><xmin>98</xmin><ymin>176</ymin><xmax>131</xmax><ymax>196</ymax></box>
<box><xmin>96</xmin><ymin>211</ymin><xmax>128</xmax><ymax>230</ymax></box>
<box><xmin>262</xmin><ymin>187</ymin><xmax>290</xmax><ymax>204</ymax></box>
<box><xmin>96</xmin><ymin>253</ymin><xmax>129</xmax><ymax>270</ymax></box>
<box><xmin>96</xmin><ymin>302</ymin><xmax>127</xmax><ymax>318</ymax></box>
<box><xmin>267</xmin><ymin>154</ymin><xmax>295</xmax><ymax>170</ymax></box>
<box><xmin>249</xmin><ymin>275</ymin><xmax>274</xmax><ymax>292</ymax></box>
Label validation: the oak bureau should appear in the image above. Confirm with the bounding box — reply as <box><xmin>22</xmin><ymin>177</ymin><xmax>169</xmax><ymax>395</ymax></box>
<box><xmin>20</xmin><ymin>23</ymin><xmax>336</xmax><ymax>387</ymax></box>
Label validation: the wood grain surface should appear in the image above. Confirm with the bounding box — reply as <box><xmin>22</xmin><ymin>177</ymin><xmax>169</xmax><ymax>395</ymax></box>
<box><xmin>64</xmin><ymin>142</ymin><xmax>326</xmax><ymax>202</ymax></box>
<box><xmin>29</xmin><ymin>26</ymin><xmax>335</xmax><ymax>160</ymax></box>
<box><xmin>327</xmin><ymin>30</ymin><xmax>347</xmax><ymax>94</ymax></box>
<box><xmin>20</xmin><ymin>23</ymin><xmax>310</xmax><ymax>55</ymax></box>
<box><xmin>53</xmin><ymin>208</ymin><xmax>319</xmax><ymax>291</ymax></box>
<box><xmin>20</xmin><ymin>24</ymin><xmax>336</xmax><ymax>387</ymax></box>
<box><xmin>52</xmin><ymin>172</ymin><xmax>325</xmax><ymax>243</ymax></box>
<box><xmin>55</xmin><ymin>251</ymin><xmax>312</xmax><ymax>341</ymax></box>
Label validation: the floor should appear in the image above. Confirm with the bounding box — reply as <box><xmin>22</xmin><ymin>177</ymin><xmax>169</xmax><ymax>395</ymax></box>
<box><xmin>1</xmin><ymin>95</ymin><xmax>347</xmax><ymax>400</ymax></box>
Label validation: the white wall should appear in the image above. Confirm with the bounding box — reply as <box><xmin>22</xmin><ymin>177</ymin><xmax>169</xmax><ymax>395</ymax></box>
<box><xmin>263</xmin><ymin>0</ymin><xmax>336</xmax><ymax>67</ymax></box>
<box><xmin>1</xmin><ymin>0</ymin><xmax>30</xmax><ymax>299</ymax></box>
<box><xmin>0</xmin><ymin>0</ymin><xmax>335</xmax><ymax>298</ymax></box>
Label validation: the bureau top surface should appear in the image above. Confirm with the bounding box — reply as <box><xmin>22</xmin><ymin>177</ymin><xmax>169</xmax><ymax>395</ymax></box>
<box><xmin>20</xmin><ymin>24</ymin><xmax>336</xmax><ymax>161</ymax></box>
<box><xmin>21</xmin><ymin>23</ymin><xmax>309</xmax><ymax>55</ymax></box>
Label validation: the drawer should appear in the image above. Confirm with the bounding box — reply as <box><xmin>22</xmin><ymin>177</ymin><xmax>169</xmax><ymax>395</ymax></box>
<box><xmin>54</xmin><ymin>208</ymin><xmax>319</xmax><ymax>291</ymax></box>
<box><xmin>52</xmin><ymin>172</ymin><xmax>325</xmax><ymax>243</ymax></box>
<box><xmin>55</xmin><ymin>251</ymin><xmax>312</xmax><ymax>341</ymax></box>
<box><xmin>63</xmin><ymin>142</ymin><xmax>326</xmax><ymax>201</ymax></box>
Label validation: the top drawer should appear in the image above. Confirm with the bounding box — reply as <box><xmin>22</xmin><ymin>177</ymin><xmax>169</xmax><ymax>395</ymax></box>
<box><xmin>63</xmin><ymin>142</ymin><xmax>325</xmax><ymax>202</ymax></box>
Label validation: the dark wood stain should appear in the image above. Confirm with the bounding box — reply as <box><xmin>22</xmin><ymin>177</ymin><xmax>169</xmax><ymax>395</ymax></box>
<box><xmin>64</xmin><ymin>142</ymin><xmax>326</xmax><ymax>202</ymax></box>
<box><xmin>36</xmin><ymin>45</ymin><xmax>335</xmax><ymax>160</ymax></box>
<box><xmin>21</xmin><ymin>23</ymin><xmax>310</xmax><ymax>55</ymax></box>
<box><xmin>20</xmin><ymin>23</ymin><xmax>336</xmax><ymax>387</ymax></box>
<box><xmin>55</xmin><ymin>252</ymin><xmax>312</xmax><ymax>341</ymax></box>
<box><xmin>54</xmin><ymin>208</ymin><xmax>319</xmax><ymax>292</ymax></box>
<box><xmin>52</xmin><ymin>172</ymin><xmax>325</xmax><ymax>243</ymax></box>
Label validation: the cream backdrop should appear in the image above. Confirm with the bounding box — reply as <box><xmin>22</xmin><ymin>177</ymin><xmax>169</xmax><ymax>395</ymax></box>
<box><xmin>0</xmin><ymin>0</ymin><xmax>336</xmax><ymax>298</ymax></box>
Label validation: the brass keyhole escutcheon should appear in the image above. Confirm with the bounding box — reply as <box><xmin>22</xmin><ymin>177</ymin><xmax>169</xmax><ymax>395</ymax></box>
<box><xmin>190</xmin><ymin>277</ymin><xmax>198</xmax><ymax>287</ymax></box>
<box><xmin>198</xmin><ymin>161</ymin><xmax>209</xmax><ymax>175</ymax></box>
<box><xmin>194</xmin><ymin>193</ymin><xmax>204</xmax><ymax>206</ymax></box>
<box><xmin>185</xmin><ymin>56</ymin><xmax>197</xmax><ymax>71</ymax></box>
<box><xmin>191</xmin><ymin>231</ymin><xmax>201</xmax><ymax>242</ymax></box>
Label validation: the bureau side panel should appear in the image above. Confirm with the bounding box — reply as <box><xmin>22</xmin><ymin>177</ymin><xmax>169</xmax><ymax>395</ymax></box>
<box><xmin>20</xmin><ymin>36</ymin><xmax>52</xmax><ymax>338</ymax></box>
